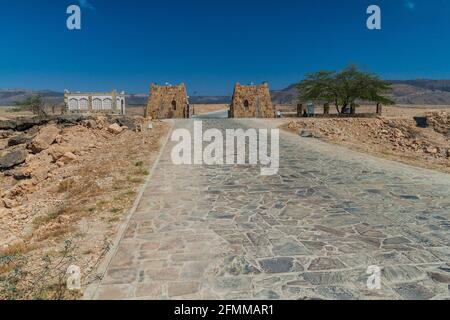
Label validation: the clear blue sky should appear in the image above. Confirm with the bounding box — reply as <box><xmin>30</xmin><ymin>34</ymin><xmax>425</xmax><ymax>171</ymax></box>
<box><xmin>1</xmin><ymin>0</ymin><xmax>450</xmax><ymax>95</ymax></box>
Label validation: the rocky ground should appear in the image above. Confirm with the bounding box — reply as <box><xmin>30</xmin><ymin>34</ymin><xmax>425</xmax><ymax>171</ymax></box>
<box><xmin>0</xmin><ymin>113</ymin><xmax>169</xmax><ymax>299</ymax></box>
<box><xmin>282</xmin><ymin>111</ymin><xmax>450</xmax><ymax>173</ymax></box>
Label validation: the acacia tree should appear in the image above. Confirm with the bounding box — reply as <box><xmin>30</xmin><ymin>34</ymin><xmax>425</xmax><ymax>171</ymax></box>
<box><xmin>298</xmin><ymin>65</ymin><xmax>395</xmax><ymax>114</ymax></box>
<box><xmin>14</xmin><ymin>95</ymin><xmax>47</xmax><ymax>116</ymax></box>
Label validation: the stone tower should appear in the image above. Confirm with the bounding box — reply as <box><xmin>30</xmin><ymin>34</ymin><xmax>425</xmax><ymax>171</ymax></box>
<box><xmin>147</xmin><ymin>83</ymin><xmax>190</xmax><ymax>119</ymax></box>
<box><xmin>230</xmin><ymin>82</ymin><xmax>275</xmax><ymax>118</ymax></box>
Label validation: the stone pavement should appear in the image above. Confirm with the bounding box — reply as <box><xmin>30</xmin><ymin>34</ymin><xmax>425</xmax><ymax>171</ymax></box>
<box><xmin>90</xmin><ymin>118</ymin><xmax>450</xmax><ymax>300</ymax></box>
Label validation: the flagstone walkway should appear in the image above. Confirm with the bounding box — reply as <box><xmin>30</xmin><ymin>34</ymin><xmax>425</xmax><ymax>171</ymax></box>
<box><xmin>89</xmin><ymin>118</ymin><xmax>450</xmax><ymax>300</ymax></box>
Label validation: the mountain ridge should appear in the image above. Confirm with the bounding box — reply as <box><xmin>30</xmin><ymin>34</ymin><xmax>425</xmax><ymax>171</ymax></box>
<box><xmin>2</xmin><ymin>79</ymin><xmax>450</xmax><ymax>106</ymax></box>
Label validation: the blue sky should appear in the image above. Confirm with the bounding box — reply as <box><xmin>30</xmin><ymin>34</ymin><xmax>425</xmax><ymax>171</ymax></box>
<box><xmin>1</xmin><ymin>0</ymin><xmax>450</xmax><ymax>95</ymax></box>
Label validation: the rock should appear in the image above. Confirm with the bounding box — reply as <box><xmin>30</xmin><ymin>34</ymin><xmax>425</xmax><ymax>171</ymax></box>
<box><xmin>299</xmin><ymin>130</ymin><xmax>314</xmax><ymax>138</ymax></box>
<box><xmin>0</xmin><ymin>149</ymin><xmax>29</xmax><ymax>170</ymax></box>
<box><xmin>56</xmin><ymin>114</ymin><xmax>84</xmax><ymax>126</ymax></box>
<box><xmin>13</xmin><ymin>171</ymin><xmax>32</xmax><ymax>180</ymax></box>
<box><xmin>48</xmin><ymin>145</ymin><xmax>75</xmax><ymax>162</ymax></box>
<box><xmin>446</xmin><ymin>149</ymin><xmax>450</xmax><ymax>158</ymax></box>
<box><xmin>428</xmin><ymin>271</ymin><xmax>450</xmax><ymax>284</ymax></box>
<box><xmin>82</xmin><ymin>119</ymin><xmax>98</xmax><ymax>129</ymax></box>
<box><xmin>8</xmin><ymin>134</ymin><xmax>33</xmax><ymax>147</ymax></box>
<box><xmin>259</xmin><ymin>258</ymin><xmax>295</xmax><ymax>274</ymax></box>
<box><xmin>60</xmin><ymin>152</ymin><xmax>77</xmax><ymax>163</ymax></box>
<box><xmin>108</xmin><ymin>123</ymin><xmax>124</xmax><ymax>134</ymax></box>
<box><xmin>3</xmin><ymin>169</ymin><xmax>31</xmax><ymax>180</ymax></box>
<box><xmin>15</xmin><ymin>117</ymin><xmax>50</xmax><ymax>131</ymax></box>
<box><xmin>109</xmin><ymin>116</ymin><xmax>138</xmax><ymax>131</ymax></box>
<box><xmin>30</xmin><ymin>124</ymin><xmax>60</xmax><ymax>153</ymax></box>
<box><xmin>0</xmin><ymin>119</ymin><xmax>16</xmax><ymax>130</ymax></box>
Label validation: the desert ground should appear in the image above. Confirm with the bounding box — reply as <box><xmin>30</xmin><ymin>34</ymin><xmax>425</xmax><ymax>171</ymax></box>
<box><xmin>280</xmin><ymin>105</ymin><xmax>450</xmax><ymax>173</ymax></box>
<box><xmin>0</xmin><ymin>109</ymin><xmax>169</xmax><ymax>299</ymax></box>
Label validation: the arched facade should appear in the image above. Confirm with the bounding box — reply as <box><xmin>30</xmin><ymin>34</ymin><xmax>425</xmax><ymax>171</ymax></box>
<box><xmin>64</xmin><ymin>90</ymin><xmax>126</xmax><ymax>115</ymax></box>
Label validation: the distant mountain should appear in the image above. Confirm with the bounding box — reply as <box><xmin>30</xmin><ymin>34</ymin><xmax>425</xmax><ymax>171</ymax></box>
<box><xmin>388</xmin><ymin>79</ymin><xmax>450</xmax><ymax>92</ymax></box>
<box><xmin>0</xmin><ymin>89</ymin><xmax>63</xmax><ymax>106</ymax></box>
<box><xmin>270</xmin><ymin>80</ymin><xmax>450</xmax><ymax>105</ymax></box>
<box><xmin>189</xmin><ymin>96</ymin><xmax>231</xmax><ymax>104</ymax></box>
<box><xmin>2</xmin><ymin>79</ymin><xmax>450</xmax><ymax>107</ymax></box>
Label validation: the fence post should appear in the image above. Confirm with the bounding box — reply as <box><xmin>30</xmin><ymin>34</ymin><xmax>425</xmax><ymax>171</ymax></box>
<box><xmin>297</xmin><ymin>104</ymin><xmax>304</xmax><ymax>117</ymax></box>
<box><xmin>376</xmin><ymin>103</ymin><xmax>383</xmax><ymax>116</ymax></box>
<box><xmin>324</xmin><ymin>103</ymin><xmax>330</xmax><ymax>115</ymax></box>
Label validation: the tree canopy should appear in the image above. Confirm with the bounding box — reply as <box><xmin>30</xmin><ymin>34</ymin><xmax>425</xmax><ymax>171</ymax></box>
<box><xmin>14</xmin><ymin>95</ymin><xmax>47</xmax><ymax>116</ymax></box>
<box><xmin>298</xmin><ymin>65</ymin><xmax>395</xmax><ymax>114</ymax></box>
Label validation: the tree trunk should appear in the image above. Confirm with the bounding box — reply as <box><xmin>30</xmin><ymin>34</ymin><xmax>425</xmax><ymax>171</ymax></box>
<box><xmin>335</xmin><ymin>101</ymin><xmax>340</xmax><ymax>114</ymax></box>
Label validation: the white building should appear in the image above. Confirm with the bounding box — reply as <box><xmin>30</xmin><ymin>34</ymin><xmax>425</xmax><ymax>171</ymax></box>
<box><xmin>64</xmin><ymin>90</ymin><xmax>126</xmax><ymax>115</ymax></box>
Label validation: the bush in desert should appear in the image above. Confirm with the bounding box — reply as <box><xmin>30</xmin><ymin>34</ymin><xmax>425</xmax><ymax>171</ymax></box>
<box><xmin>13</xmin><ymin>95</ymin><xmax>47</xmax><ymax>117</ymax></box>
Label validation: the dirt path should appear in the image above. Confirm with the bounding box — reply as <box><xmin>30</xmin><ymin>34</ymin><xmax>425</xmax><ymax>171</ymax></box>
<box><xmin>87</xmin><ymin>118</ymin><xmax>450</xmax><ymax>300</ymax></box>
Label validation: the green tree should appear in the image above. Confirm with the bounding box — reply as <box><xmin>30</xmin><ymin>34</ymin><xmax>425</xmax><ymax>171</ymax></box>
<box><xmin>298</xmin><ymin>65</ymin><xmax>395</xmax><ymax>114</ymax></box>
<box><xmin>14</xmin><ymin>95</ymin><xmax>47</xmax><ymax>116</ymax></box>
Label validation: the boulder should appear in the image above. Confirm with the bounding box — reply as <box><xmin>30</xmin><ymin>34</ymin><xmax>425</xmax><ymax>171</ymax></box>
<box><xmin>2</xmin><ymin>169</ymin><xmax>31</xmax><ymax>180</ymax></box>
<box><xmin>0</xmin><ymin>119</ymin><xmax>17</xmax><ymax>130</ymax></box>
<box><xmin>8</xmin><ymin>134</ymin><xmax>33</xmax><ymax>147</ymax></box>
<box><xmin>30</xmin><ymin>124</ymin><xmax>61</xmax><ymax>153</ymax></box>
<box><xmin>108</xmin><ymin>123</ymin><xmax>124</xmax><ymax>134</ymax></box>
<box><xmin>0</xmin><ymin>149</ymin><xmax>29</xmax><ymax>170</ymax></box>
<box><xmin>48</xmin><ymin>145</ymin><xmax>75</xmax><ymax>162</ymax></box>
<box><xmin>114</xmin><ymin>117</ymin><xmax>137</xmax><ymax>131</ymax></box>
<box><xmin>82</xmin><ymin>119</ymin><xmax>98</xmax><ymax>129</ymax></box>
<box><xmin>299</xmin><ymin>130</ymin><xmax>320</xmax><ymax>138</ymax></box>
<box><xmin>15</xmin><ymin>117</ymin><xmax>49</xmax><ymax>131</ymax></box>
<box><xmin>56</xmin><ymin>114</ymin><xmax>84</xmax><ymax>127</ymax></box>
<box><xmin>299</xmin><ymin>130</ymin><xmax>314</xmax><ymax>138</ymax></box>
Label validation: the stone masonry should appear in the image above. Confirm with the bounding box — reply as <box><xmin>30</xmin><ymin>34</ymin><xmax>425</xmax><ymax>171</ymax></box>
<box><xmin>147</xmin><ymin>83</ymin><xmax>190</xmax><ymax>119</ymax></box>
<box><xmin>230</xmin><ymin>82</ymin><xmax>275</xmax><ymax>118</ymax></box>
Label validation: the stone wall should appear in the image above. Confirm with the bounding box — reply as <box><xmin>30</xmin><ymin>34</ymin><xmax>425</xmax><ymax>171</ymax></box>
<box><xmin>147</xmin><ymin>84</ymin><xmax>189</xmax><ymax>119</ymax></box>
<box><xmin>230</xmin><ymin>82</ymin><xmax>275</xmax><ymax>118</ymax></box>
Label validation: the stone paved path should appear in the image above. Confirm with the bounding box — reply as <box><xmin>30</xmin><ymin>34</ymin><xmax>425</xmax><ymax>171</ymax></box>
<box><xmin>91</xmin><ymin>118</ymin><xmax>450</xmax><ymax>300</ymax></box>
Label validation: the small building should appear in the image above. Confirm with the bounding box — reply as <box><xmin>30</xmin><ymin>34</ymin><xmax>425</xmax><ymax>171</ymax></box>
<box><xmin>64</xmin><ymin>90</ymin><xmax>126</xmax><ymax>115</ymax></box>
<box><xmin>146</xmin><ymin>83</ymin><xmax>190</xmax><ymax>119</ymax></box>
<box><xmin>230</xmin><ymin>82</ymin><xmax>275</xmax><ymax>118</ymax></box>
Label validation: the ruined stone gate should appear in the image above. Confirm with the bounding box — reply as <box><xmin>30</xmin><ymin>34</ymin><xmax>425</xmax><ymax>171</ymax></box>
<box><xmin>146</xmin><ymin>81</ymin><xmax>275</xmax><ymax>119</ymax></box>
<box><xmin>230</xmin><ymin>82</ymin><xmax>275</xmax><ymax>118</ymax></box>
<box><xmin>147</xmin><ymin>83</ymin><xmax>190</xmax><ymax>119</ymax></box>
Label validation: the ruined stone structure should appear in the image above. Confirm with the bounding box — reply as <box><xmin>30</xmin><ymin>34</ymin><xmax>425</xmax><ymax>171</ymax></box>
<box><xmin>230</xmin><ymin>82</ymin><xmax>275</xmax><ymax>118</ymax></box>
<box><xmin>146</xmin><ymin>83</ymin><xmax>190</xmax><ymax>119</ymax></box>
